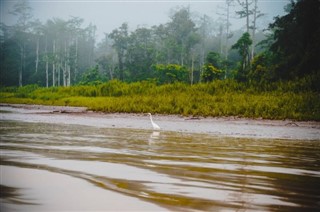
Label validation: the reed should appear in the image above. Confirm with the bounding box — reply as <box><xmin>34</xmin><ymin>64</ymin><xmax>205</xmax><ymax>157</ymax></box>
<box><xmin>1</xmin><ymin>79</ymin><xmax>319</xmax><ymax>121</ymax></box>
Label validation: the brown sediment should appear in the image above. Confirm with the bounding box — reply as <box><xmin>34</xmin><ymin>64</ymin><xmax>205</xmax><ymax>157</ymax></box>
<box><xmin>1</xmin><ymin>103</ymin><xmax>319</xmax><ymax>140</ymax></box>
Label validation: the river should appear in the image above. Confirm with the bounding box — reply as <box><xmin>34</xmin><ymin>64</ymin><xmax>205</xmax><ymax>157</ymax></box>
<box><xmin>1</xmin><ymin>105</ymin><xmax>320</xmax><ymax>211</ymax></box>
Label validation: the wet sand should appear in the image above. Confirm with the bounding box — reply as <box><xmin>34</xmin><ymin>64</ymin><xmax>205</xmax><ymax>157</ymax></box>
<box><xmin>1</xmin><ymin>103</ymin><xmax>319</xmax><ymax>140</ymax></box>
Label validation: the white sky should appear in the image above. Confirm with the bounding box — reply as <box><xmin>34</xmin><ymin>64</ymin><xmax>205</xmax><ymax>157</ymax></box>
<box><xmin>1</xmin><ymin>0</ymin><xmax>288</xmax><ymax>42</ymax></box>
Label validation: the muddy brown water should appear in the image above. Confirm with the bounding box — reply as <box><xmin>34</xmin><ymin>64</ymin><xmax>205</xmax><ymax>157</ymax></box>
<box><xmin>1</xmin><ymin>107</ymin><xmax>320</xmax><ymax>211</ymax></box>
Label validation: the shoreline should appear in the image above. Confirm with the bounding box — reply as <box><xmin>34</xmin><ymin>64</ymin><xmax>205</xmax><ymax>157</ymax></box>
<box><xmin>1</xmin><ymin>103</ymin><xmax>319</xmax><ymax>140</ymax></box>
<box><xmin>1</xmin><ymin>103</ymin><xmax>319</xmax><ymax>127</ymax></box>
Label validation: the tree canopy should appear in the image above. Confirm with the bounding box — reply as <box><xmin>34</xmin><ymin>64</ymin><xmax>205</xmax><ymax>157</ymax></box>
<box><xmin>0</xmin><ymin>0</ymin><xmax>319</xmax><ymax>88</ymax></box>
<box><xmin>269</xmin><ymin>0</ymin><xmax>320</xmax><ymax>79</ymax></box>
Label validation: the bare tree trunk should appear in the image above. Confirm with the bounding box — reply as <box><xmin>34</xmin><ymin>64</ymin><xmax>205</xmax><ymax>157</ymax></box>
<box><xmin>46</xmin><ymin>61</ymin><xmax>49</xmax><ymax>87</ymax></box>
<box><xmin>225</xmin><ymin>0</ymin><xmax>231</xmax><ymax>61</ymax></box>
<box><xmin>251</xmin><ymin>0</ymin><xmax>257</xmax><ymax>60</ymax></box>
<box><xmin>219</xmin><ymin>25</ymin><xmax>223</xmax><ymax>55</ymax></box>
<box><xmin>67</xmin><ymin>40</ymin><xmax>71</xmax><ymax>86</ymax></box>
<box><xmin>61</xmin><ymin>63</ymin><xmax>65</xmax><ymax>87</ymax></box>
<box><xmin>57</xmin><ymin>61</ymin><xmax>61</xmax><ymax>86</ymax></box>
<box><xmin>35</xmin><ymin>37</ymin><xmax>39</xmax><ymax>73</ymax></box>
<box><xmin>191</xmin><ymin>49</ymin><xmax>194</xmax><ymax>85</ymax></box>
<box><xmin>67</xmin><ymin>65</ymin><xmax>71</xmax><ymax>86</ymax></box>
<box><xmin>19</xmin><ymin>45</ymin><xmax>23</xmax><ymax>87</ymax></box>
<box><xmin>118</xmin><ymin>51</ymin><xmax>124</xmax><ymax>80</ymax></box>
<box><xmin>45</xmin><ymin>36</ymin><xmax>48</xmax><ymax>87</ymax></box>
<box><xmin>52</xmin><ymin>40</ymin><xmax>56</xmax><ymax>87</ymax></box>
<box><xmin>63</xmin><ymin>41</ymin><xmax>67</xmax><ymax>87</ymax></box>
<box><xmin>245</xmin><ymin>0</ymin><xmax>250</xmax><ymax>33</ymax></box>
<box><xmin>225</xmin><ymin>0</ymin><xmax>232</xmax><ymax>79</ymax></box>
<box><xmin>109</xmin><ymin>54</ymin><xmax>115</xmax><ymax>80</ymax></box>
<box><xmin>74</xmin><ymin>37</ymin><xmax>78</xmax><ymax>84</ymax></box>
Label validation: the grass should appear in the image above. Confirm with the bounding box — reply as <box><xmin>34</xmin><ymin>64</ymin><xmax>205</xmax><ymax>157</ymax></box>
<box><xmin>1</xmin><ymin>79</ymin><xmax>319</xmax><ymax>121</ymax></box>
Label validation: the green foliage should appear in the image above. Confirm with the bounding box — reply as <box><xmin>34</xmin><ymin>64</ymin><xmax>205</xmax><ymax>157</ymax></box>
<box><xmin>79</xmin><ymin>65</ymin><xmax>104</xmax><ymax>85</ymax></box>
<box><xmin>1</xmin><ymin>79</ymin><xmax>319</xmax><ymax>121</ymax></box>
<box><xmin>201</xmin><ymin>64</ymin><xmax>224</xmax><ymax>82</ymax></box>
<box><xmin>15</xmin><ymin>84</ymin><xmax>39</xmax><ymax>98</ymax></box>
<box><xmin>248</xmin><ymin>52</ymin><xmax>275</xmax><ymax>83</ymax></box>
<box><xmin>201</xmin><ymin>52</ymin><xmax>224</xmax><ymax>82</ymax></box>
<box><xmin>232</xmin><ymin>32</ymin><xmax>252</xmax><ymax>81</ymax></box>
<box><xmin>154</xmin><ymin>64</ymin><xmax>189</xmax><ymax>84</ymax></box>
<box><xmin>206</xmin><ymin>52</ymin><xmax>222</xmax><ymax>69</ymax></box>
<box><xmin>269</xmin><ymin>0</ymin><xmax>320</xmax><ymax>79</ymax></box>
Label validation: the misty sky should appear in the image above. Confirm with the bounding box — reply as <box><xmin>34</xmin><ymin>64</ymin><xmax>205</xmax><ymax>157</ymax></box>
<box><xmin>1</xmin><ymin>0</ymin><xmax>288</xmax><ymax>42</ymax></box>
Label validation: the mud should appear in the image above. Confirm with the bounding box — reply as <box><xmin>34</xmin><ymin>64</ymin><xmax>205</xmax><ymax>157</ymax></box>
<box><xmin>1</xmin><ymin>103</ymin><xmax>319</xmax><ymax>140</ymax></box>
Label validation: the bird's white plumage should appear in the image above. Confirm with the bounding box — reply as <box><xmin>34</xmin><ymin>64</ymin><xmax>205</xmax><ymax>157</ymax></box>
<box><xmin>148</xmin><ymin>113</ymin><xmax>161</xmax><ymax>130</ymax></box>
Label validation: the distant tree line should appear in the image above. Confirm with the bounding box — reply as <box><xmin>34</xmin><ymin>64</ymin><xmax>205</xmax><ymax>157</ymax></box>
<box><xmin>0</xmin><ymin>1</ymin><xmax>96</xmax><ymax>87</ymax></box>
<box><xmin>1</xmin><ymin>0</ymin><xmax>319</xmax><ymax>87</ymax></box>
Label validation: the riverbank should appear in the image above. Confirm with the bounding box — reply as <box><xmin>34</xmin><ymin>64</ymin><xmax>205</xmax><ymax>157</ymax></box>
<box><xmin>1</xmin><ymin>104</ymin><xmax>319</xmax><ymax>140</ymax></box>
<box><xmin>1</xmin><ymin>80</ymin><xmax>319</xmax><ymax>121</ymax></box>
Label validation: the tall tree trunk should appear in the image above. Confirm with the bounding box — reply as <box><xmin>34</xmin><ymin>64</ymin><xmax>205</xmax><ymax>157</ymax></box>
<box><xmin>19</xmin><ymin>45</ymin><xmax>23</xmax><ymax>87</ymax></box>
<box><xmin>109</xmin><ymin>54</ymin><xmax>115</xmax><ymax>80</ymax></box>
<box><xmin>57</xmin><ymin>61</ymin><xmax>61</xmax><ymax>86</ymax></box>
<box><xmin>67</xmin><ymin>40</ymin><xmax>71</xmax><ymax>86</ymax></box>
<box><xmin>251</xmin><ymin>0</ymin><xmax>257</xmax><ymax>60</ymax></box>
<box><xmin>52</xmin><ymin>40</ymin><xmax>56</xmax><ymax>87</ymax></box>
<box><xmin>245</xmin><ymin>0</ymin><xmax>250</xmax><ymax>33</ymax></box>
<box><xmin>219</xmin><ymin>25</ymin><xmax>223</xmax><ymax>55</ymax></box>
<box><xmin>74</xmin><ymin>37</ymin><xmax>78</xmax><ymax>84</ymax></box>
<box><xmin>35</xmin><ymin>37</ymin><xmax>39</xmax><ymax>73</ymax></box>
<box><xmin>46</xmin><ymin>60</ymin><xmax>49</xmax><ymax>87</ymax></box>
<box><xmin>45</xmin><ymin>36</ymin><xmax>48</xmax><ymax>87</ymax></box>
<box><xmin>63</xmin><ymin>41</ymin><xmax>67</xmax><ymax>87</ymax></box>
<box><xmin>191</xmin><ymin>50</ymin><xmax>194</xmax><ymax>85</ymax></box>
<box><xmin>225</xmin><ymin>0</ymin><xmax>232</xmax><ymax>79</ymax></box>
<box><xmin>118</xmin><ymin>52</ymin><xmax>124</xmax><ymax>80</ymax></box>
<box><xmin>67</xmin><ymin>65</ymin><xmax>71</xmax><ymax>86</ymax></box>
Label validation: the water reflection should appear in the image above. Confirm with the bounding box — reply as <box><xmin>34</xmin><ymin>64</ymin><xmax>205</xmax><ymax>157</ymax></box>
<box><xmin>149</xmin><ymin>131</ymin><xmax>161</xmax><ymax>144</ymax></box>
<box><xmin>1</xmin><ymin>121</ymin><xmax>320</xmax><ymax>211</ymax></box>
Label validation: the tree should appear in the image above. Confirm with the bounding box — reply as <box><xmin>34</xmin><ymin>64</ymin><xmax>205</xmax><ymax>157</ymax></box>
<box><xmin>0</xmin><ymin>24</ymin><xmax>20</xmax><ymax>86</ymax></box>
<box><xmin>167</xmin><ymin>7</ymin><xmax>199</xmax><ymax>66</ymax></box>
<box><xmin>1</xmin><ymin>2</ymin><xmax>98</xmax><ymax>87</ymax></box>
<box><xmin>231</xmin><ymin>32</ymin><xmax>252</xmax><ymax>81</ymax></box>
<box><xmin>67</xmin><ymin>16</ymin><xmax>84</xmax><ymax>85</ymax></box>
<box><xmin>250</xmin><ymin>0</ymin><xmax>264</xmax><ymax>60</ymax></box>
<box><xmin>206</xmin><ymin>52</ymin><xmax>223</xmax><ymax>69</ymax></box>
<box><xmin>95</xmin><ymin>34</ymin><xmax>116</xmax><ymax>81</ymax></box>
<box><xmin>236</xmin><ymin>0</ymin><xmax>264</xmax><ymax>60</ymax></box>
<box><xmin>248</xmin><ymin>52</ymin><xmax>274</xmax><ymax>82</ymax></box>
<box><xmin>9</xmin><ymin>0</ymin><xmax>33</xmax><ymax>86</ymax></box>
<box><xmin>236</xmin><ymin>0</ymin><xmax>252</xmax><ymax>33</ymax></box>
<box><xmin>30</xmin><ymin>19</ymin><xmax>42</xmax><ymax>74</ymax></box>
<box><xmin>269</xmin><ymin>0</ymin><xmax>320</xmax><ymax>79</ymax></box>
<box><xmin>79</xmin><ymin>65</ymin><xmax>104</xmax><ymax>85</ymax></box>
<box><xmin>201</xmin><ymin>52</ymin><xmax>224</xmax><ymax>82</ymax></box>
<box><xmin>197</xmin><ymin>15</ymin><xmax>213</xmax><ymax>69</ymax></box>
<box><xmin>154</xmin><ymin>64</ymin><xmax>188</xmax><ymax>84</ymax></box>
<box><xmin>225</xmin><ymin>0</ymin><xmax>234</xmax><ymax>61</ymax></box>
<box><xmin>126</xmin><ymin>27</ymin><xmax>156</xmax><ymax>81</ymax></box>
<box><xmin>109</xmin><ymin>23</ymin><xmax>129</xmax><ymax>81</ymax></box>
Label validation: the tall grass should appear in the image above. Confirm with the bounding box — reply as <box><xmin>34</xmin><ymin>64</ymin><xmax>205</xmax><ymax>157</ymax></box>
<box><xmin>1</xmin><ymin>79</ymin><xmax>319</xmax><ymax>121</ymax></box>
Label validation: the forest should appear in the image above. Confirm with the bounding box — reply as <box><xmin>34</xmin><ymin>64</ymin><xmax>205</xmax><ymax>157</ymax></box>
<box><xmin>1</xmin><ymin>0</ymin><xmax>319</xmax><ymax>120</ymax></box>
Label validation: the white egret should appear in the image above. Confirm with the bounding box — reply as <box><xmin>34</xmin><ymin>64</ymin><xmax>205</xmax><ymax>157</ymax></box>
<box><xmin>148</xmin><ymin>113</ymin><xmax>161</xmax><ymax>130</ymax></box>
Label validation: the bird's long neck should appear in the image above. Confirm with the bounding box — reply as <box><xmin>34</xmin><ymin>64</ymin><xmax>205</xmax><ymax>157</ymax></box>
<box><xmin>149</xmin><ymin>115</ymin><xmax>153</xmax><ymax>122</ymax></box>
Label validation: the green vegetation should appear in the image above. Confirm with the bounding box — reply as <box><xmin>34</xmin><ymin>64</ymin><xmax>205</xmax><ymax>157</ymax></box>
<box><xmin>1</xmin><ymin>1</ymin><xmax>319</xmax><ymax>122</ymax></box>
<box><xmin>1</xmin><ymin>79</ymin><xmax>319</xmax><ymax>121</ymax></box>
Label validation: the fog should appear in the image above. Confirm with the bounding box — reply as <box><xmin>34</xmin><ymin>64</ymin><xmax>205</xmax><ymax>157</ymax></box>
<box><xmin>1</xmin><ymin>0</ymin><xmax>288</xmax><ymax>42</ymax></box>
<box><xmin>0</xmin><ymin>0</ymin><xmax>293</xmax><ymax>87</ymax></box>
